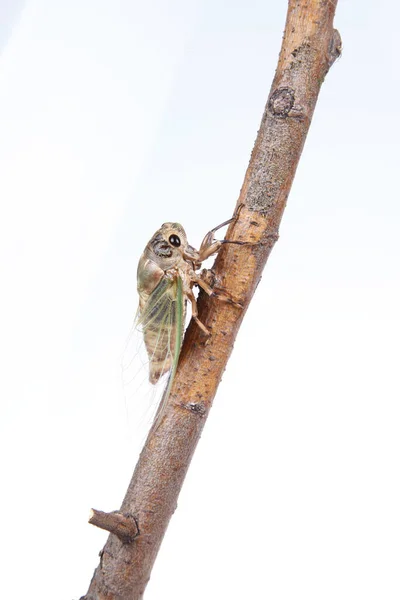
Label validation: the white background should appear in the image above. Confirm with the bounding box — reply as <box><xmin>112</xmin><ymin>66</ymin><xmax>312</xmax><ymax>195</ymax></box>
<box><xmin>1</xmin><ymin>1</ymin><xmax>399</xmax><ymax>598</ymax></box>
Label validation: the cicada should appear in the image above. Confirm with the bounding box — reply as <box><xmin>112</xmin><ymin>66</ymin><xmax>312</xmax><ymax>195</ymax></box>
<box><xmin>135</xmin><ymin>211</ymin><xmax>243</xmax><ymax>424</ymax></box>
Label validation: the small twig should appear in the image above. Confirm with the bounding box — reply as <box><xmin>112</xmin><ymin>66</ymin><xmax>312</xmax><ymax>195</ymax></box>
<box><xmin>88</xmin><ymin>509</ymin><xmax>139</xmax><ymax>544</ymax></box>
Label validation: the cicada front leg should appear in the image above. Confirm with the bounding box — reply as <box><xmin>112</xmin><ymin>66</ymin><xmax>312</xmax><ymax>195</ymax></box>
<box><xmin>197</xmin><ymin>204</ymin><xmax>246</xmax><ymax>262</ymax></box>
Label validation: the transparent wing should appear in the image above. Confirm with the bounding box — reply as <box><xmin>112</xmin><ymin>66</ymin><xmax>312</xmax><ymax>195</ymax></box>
<box><xmin>152</xmin><ymin>276</ymin><xmax>184</xmax><ymax>429</ymax></box>
<box><xmin>121</xmin><ymin>275</ymin><xmax>184</xmax><ymax>432</ymax></box>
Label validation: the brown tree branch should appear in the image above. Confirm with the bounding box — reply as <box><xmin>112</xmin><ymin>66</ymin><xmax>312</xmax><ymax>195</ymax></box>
<box><xmin>82</xmin><ymin>2</ymin><xmax>341</xmax><ymax>598</ymax></box>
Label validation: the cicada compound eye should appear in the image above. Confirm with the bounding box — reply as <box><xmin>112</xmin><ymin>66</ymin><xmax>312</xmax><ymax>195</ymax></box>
<box><xmin>169</xmin><ymin>234</ymin><xmax>181</xmax><ymax>247</ymax></box>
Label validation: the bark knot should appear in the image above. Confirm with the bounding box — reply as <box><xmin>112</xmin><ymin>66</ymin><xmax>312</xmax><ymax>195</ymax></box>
<box><xmin>184</xmin><ymin>401</ymin><xmax>207</xmax><ymax>416</ymax></box>
<box><xmin>268</xmin><ymin>87</ymin><xmax>295</xmax><ymax>118</ymax></box>
<box><xmin>328</xmin><ymin>29</ymin><xmax>342</xmax><ymax>69</ymax></box>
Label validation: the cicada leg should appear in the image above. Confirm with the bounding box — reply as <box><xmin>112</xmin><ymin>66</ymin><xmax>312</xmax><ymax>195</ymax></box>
<box><xmin>184</xmin><ymin>273</ymin><xmax>243</xmax><ymax>336</ymax></box>
<box><xmin>193</xmin><ymin>273</ymin><xmax>244</xmax><ymax>309</ymax></box>
<box><xmin>208</xmin><ymin>203</ymin><xmax>244</xmax><ymax>235</ymax></box>
<box><xmin>197</xmin><ymin>204</ymin><xmax>245</xmax><ymax>262</ymax></box>
<box><xmin>186</xmin><ymin>289</ymin><xmax>211</xmax><ymax>335</ymax></box>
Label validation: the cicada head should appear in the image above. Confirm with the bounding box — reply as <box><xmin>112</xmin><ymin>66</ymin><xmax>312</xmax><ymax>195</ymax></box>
<box><xmin>145</xmin><ymin>223</ymin><xmax>186</xmax><ymax>268</ymax></box>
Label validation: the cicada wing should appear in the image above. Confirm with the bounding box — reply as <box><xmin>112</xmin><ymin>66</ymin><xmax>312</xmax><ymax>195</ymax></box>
<box><xmin>121</xmin><ymin>275</ymin><xmax>185</xmax><ymax>431</ymax></box>
<box><xmin>120</xmin><ymin>310</ymin><xmax>152</xmax><ymax>402</ymax></box>
<box><xmin>122</xmin><ymin>277</ymin><xmax>175</xmax><ymax>388</ymax></box>
<box><xmin>152</xmin><ymin>276</ymin><xmax>184</xmax><ymax>429</ymax></box>
<box><xmin>136</xmin><ymin>277</ymin><xmax>181</xmax><ymax>382</ymax></box>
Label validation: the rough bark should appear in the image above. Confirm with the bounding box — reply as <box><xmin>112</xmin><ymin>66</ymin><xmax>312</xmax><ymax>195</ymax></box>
<box><xmin>82</xmin><ymin>1</ymin><xmax>341</xmax><ymax>598</ymax></box>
